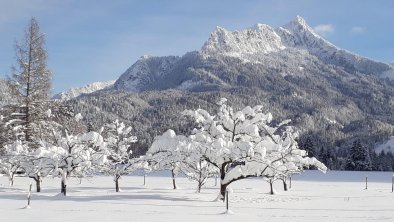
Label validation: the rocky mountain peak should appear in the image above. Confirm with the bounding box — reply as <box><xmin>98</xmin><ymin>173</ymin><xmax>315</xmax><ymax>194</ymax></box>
<box><xmin>201</xmin><ymin>22</ymin><xmax>285</xmax><ymax>58</ymax></box>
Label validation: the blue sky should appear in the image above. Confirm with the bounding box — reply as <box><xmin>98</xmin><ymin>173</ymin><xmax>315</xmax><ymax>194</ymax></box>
<box><xmin>0</xmin><ymin>0</ymin><xmax>393</xmax><ymax>93</ymax></box>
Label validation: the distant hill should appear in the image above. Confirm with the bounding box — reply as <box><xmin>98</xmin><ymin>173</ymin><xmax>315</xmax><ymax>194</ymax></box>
<box><xmin>53</xmin><ymin>80</ymin><xmax>115</xmax><ymax>100</ymax></box>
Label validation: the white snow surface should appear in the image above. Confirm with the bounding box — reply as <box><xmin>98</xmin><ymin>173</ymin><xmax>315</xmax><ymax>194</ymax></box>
<box><xmin>1</xmin><ymin>171</ymin><xmax>394</xmax><ymax>222</ymax></box>
<box><xmin>53</xmin><ymin>80</ymin><xmax>115</xmax><ymax>100</ymax></box>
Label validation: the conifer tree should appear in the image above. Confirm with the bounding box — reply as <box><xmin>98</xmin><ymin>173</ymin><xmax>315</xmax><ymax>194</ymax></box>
<box><xmin>345</xmin><ymin>140</ymin><xmax>372</xmax><ymax>171</ymax></box>
<box><xmin>8</xmin><ymin>17</ymin><xmax>52</xmax><ymax>148</ymax></box>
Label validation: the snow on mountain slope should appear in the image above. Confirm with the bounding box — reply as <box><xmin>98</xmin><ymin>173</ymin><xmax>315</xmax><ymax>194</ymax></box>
<box><xmin>53</xmin><ymin>80</ymin><xmax>115</xmax><ymax>100</ymax></box>
<box><xmin>375</xmin><ymin>136</ymin><xmax>394</xmax><ymax>153</ymax></box>
<box><xmin>202</xmin><ymin>15</ymin><xmax>393</xmax><ymax>79</ymax></box>
<box><xmin>201</xmin><ymin>24</ymin><xmax>285</xmax><ymax>59</ymax></box>
<box><xmin>114</xmin><ymin>55</ymin><xmax>180</xmax><ymax>92</ymax></box>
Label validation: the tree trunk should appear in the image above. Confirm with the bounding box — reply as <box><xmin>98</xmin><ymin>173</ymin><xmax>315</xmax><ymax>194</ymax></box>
<box><xmin>269</xmin><ymin>179</ymin><xmax>274</xmax><ymax>195</ymax></box>
<box><xmin>171</xmin><ymin>169</ymin><xmax>177</xmax><ymax>190</ymax></box>
<box><xmin>61</xmin><ymin>179</ymin><xmax>66</xmax><ymax>196</ymax></box>
<box><xmin>219</xmin><ymin>183</ymin><xmax>229</xmax><ymax>202</ymax></box>
<box><xmin>217</xmin><ymin>163</ymin><xmax>229</xmax><ymax>201</ymax></box>
<box><xmin>35</xmin><ymin>175</ymin><xmax>41</xmax><ymax>192</ymax></box>
<box><xmin>197</xmin><ymin>181</ymin><xmax>202</xmax><ymax>193</ymax></box>
<box><xmin>283</xmin><ymin>179</ymin><xmax>288</xmax><ymax>191</ymax></box>
<box><xmin>197</xmin><ymin>160</ymin><xmax>202</xmax><ymax>193</ymax></box>
<box><xmin>8</xmin><ymin>173</ymin><xmax>15</xmax><ymax>187</ymax></box>
<box><xmin>61</xmin><ymin>171</ymin><xmax>67</xmax><ymax>196</ymax></box>
<box><xmin>115</xmin><ymin>175</ymin><xmax>120</xmax><ymax>192</ymax></box>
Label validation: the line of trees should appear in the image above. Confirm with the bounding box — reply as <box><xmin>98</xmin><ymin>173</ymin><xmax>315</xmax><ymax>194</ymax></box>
<box><xmin>146</xmin><ymin>98</ymin><xmax>327</xmax><ymax>200</ymax></box>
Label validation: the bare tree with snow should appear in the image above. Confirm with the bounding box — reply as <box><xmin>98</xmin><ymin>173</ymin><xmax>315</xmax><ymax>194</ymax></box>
<box><xmin>183</xmin><ymin>98</ymin><xmax>327</xmax><ymax>201</ymax></box>
<box><xmin>39</xmin><ymin>124</ymin><xmax>107</xmax><ymax>196</ymax></box>
<box><xmin>102</xmin><ymin>119</ymin><xmax>137</xmax><ymax>192</ymax></box>
<box><xmin>178</xmin><ymin>140</ymin><xmax>219</xmax><ymax>193</ymax></box>
<box><xmin>146</xmin><ymin>130</ymin><xmax>186</xmax><ymax>189</ymax></box>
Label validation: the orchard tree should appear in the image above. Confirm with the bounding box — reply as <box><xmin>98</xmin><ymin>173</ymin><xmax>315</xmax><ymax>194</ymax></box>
<box><xmin>9</xmin><ymin>17</ymin><xmax>52</xmax><ymax>148</ymax></box>
<box><xmin>54</xmin><ymin>131</ymin><xmax>107</xmax><ymax>196</ymax></box>
<box><xmin>102</xmin><ymin>119</ymin><xmax>137</xmax><ymax>192</ymax></box>
<box><xmin>147</xmin><ymin>130</ymin><xmax>186</xmax><ymax>189</ymax></box>
<box><xmin>259</xmin><ymin>127</ymin><xmax>326</xmax><ymax>194</ymax></box>
<box><xmin>0</xmin><ymin>140</ymin><xmax>29</xmax><ymax>186</ymax></box>
<box><xmin>37</xmin><ymin>111</ymin><xmax>107</xmax><ymax>196</ymax></box>
<box><xmin>20</xmin><ymin>148</ymin><xmax>54</xmax><ymax>192</ymax></box>
<box><xmin>183</xmin><ymin>98</ymin><xmax>327</xmax><ymax>201</ymax></box>
<box><xmin>179</xmin><ymin>140</ymin><xmax>219</xmax><ymax>193</ymax></box>
<box><xmin>148</xmin><ymin>129</ymin><xmax>219</xmax><ymax>192</ymax></box>
<box><xmin>183</xmin><ymin>98</ymin><xmax>272</xmax><ymax>200</ymax></box>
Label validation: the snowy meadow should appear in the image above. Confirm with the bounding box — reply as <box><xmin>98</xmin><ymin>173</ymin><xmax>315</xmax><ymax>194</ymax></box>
<box><xmin>1</xmin><ymin>171</ymin><xmax>394</xmax><ymax>222</ymax></box>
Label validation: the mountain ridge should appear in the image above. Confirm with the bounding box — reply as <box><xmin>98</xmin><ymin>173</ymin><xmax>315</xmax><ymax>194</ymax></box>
<box><xmin>53</xmin><ymin>80</ymin><xmax>115</xmax><ymax>101</ymax></box>
<box><xmin>110</xmin><ymin>16</ymin><xmax>393</xmax><ymax>93</ymax></box>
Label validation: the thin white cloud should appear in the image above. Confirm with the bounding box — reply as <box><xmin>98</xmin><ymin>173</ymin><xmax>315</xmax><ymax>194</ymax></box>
<box><xmin>351</xmin><ymin>26</ymin><xmax>366</xmax><ymax>33</ymax></box>
<box><xmin>314</xmin><ymin>24</ymin><xmax>335</xmax><ymax>36</ymax></box>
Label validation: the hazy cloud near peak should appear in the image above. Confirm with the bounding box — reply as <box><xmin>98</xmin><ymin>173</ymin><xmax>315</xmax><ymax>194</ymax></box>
<box><xmin>314</xmin><ymin>24</ymin><xmax>335</xmax><ymax>36</ymax></box>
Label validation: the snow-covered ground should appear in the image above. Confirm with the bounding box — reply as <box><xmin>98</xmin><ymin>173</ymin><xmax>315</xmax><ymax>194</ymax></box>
<box><xmin>1</xmin><ymin>171</ymin><xmax>394</xmax><ymax>222</ymax></box>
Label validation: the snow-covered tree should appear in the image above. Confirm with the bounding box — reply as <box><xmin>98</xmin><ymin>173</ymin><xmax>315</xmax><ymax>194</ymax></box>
<box><xmin>183</xmin><ymin>98</ymin><xmax>327</xmax><ymax>201</ymax></box>
<box><xmin>42</xmin><ymin>129</ymin><xmax>107</xmax><ymax>196</ymax></box>
<box><xmin>20</xmin><ymin>147</ymin><xmax>54</xmax><ymax>192</ymax></box>
<box><xmin>0</xmin><ymin>140</ymin><xmax>29</xmax><ymax>186</ymax></box>
<box><xmin>182</xmin><ymin>98</ymin><xmax>270</xmax><ymax>200</ymax></box>
<box><xmin>102</xmin><ymin>119</ymin><xmax>137</xmax><ymax>192</ymax></box>
<box><xmin>148</xmin><ymin>129</ymin><xmax>219</xmax><ymax>192</ymax></box>
<box><xmin>179</xmin><ymin>140</ymin><xmax>219</xmax><ymax>193</ymax></box>
<box><xmin>259</xmin><ymin>126</ymin><xmax>326</xmax><ymax>194</ymax></box>
<box><xmin>9</xmin><ymin>17</ymin><xmax>52</xmax><ymax>148</ymax></box>
<box><xmin>146</xmin><ymin>130</ymin><xmax>186</xmax><ymax>189</ymax></box>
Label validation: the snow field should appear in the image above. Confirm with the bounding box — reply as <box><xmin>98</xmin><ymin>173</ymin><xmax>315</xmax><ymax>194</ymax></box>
<box><xmin>1</xmin><ymin>171</ymin><xmax>394</xmax><ymax>222</ymax></box>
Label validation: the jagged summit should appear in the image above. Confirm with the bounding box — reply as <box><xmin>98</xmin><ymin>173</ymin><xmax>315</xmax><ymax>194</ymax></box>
<box><xmin>200</xmin><ymin>16</ymin><xmax>392</xmax><ymax>78</ymax></box>
<box><xmin>202</xmin><ymin>15</ymin><xmax>337</xmax><ymax>59</ymax></box>
<box><xmin>201</xmin><ymin>21</ymin><xmax>285</xmax><ymax>58</ymax></box>
<box><xmin>285</xmin><ymin>15</ymin><xmax>314</xmax><ymax>32</ymax></box>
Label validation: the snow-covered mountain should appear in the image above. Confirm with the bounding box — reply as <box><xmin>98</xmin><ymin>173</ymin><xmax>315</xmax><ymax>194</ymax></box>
<box><xmin>53</xmin><ymin>80</ymin><xmax>115</xmax><ymax>100</ymax></box>
<box><xmin>113</xmin><ymin>16</ymin><xmax>393</xmax><ymax>92</ymax></box>
<box><xmin>69</xmin><ymin>16</ymin><xmax>394</xmax><ymax>165</ymax></box>
<box><xmin>114</xmin><ymin>55</ymin><xmax>181</xmax><ymax>92</ymax></box>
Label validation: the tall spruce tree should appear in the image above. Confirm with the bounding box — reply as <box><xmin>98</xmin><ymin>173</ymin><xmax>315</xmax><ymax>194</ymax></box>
<box><xmin>9</xmin><ymin>17</ymin><xmax>52</xmax><ymax>148</ymax></box>
<box><xmin>345</xmin><ymin>140</ymin><xmax>372</xmax><ymax>171</ymax></box>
